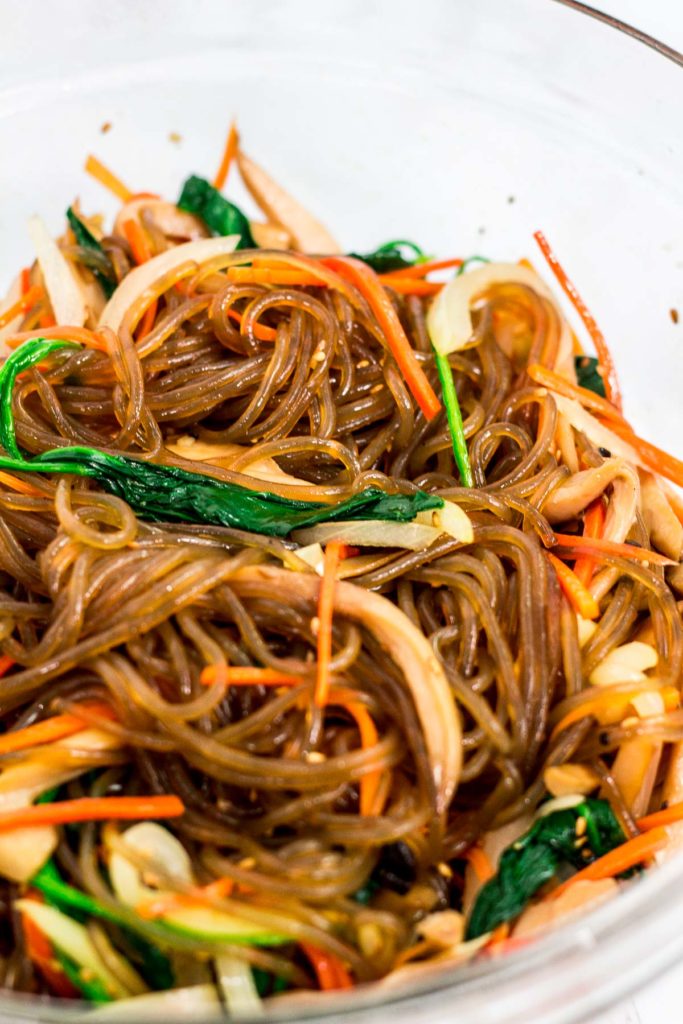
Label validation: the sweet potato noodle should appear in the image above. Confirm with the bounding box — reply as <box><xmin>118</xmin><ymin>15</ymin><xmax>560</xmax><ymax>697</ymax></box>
<box><xmin>0</xmin><ymin>177</ymin><xmax>681</xmax><ymax>1009</ymax></box>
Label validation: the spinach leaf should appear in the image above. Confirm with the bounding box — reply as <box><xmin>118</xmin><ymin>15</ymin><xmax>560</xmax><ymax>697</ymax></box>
<box><xmin>177</xmin><ymin>175</ymin><xmax>255</xmax><ymax>249</ymax></box>
<box><xmin>348</xmin><ymin>240</ymin><xmax>426</xmax><ymax>273</ymax></box>
<box><xmin>466</xmin><ymin>799</ymin><xmax>625</xmax><ymax>939</ymax></box>
<box><xmin>66</xmin><ymin>207</ymin><xmax>116</xmax><ymax>298</ymax></box>
<box><xmin>0</xmin><ymin>340</ymin><xmax>443</xmax><ymax>537</ymax></box>
<box><xmin>575</xmin><ymin>355</ymin><xmax>607</xmax><ymax>398</ymax></box>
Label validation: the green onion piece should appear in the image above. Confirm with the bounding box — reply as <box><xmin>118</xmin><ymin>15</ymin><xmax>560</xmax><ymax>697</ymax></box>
<box><xmin>32</xmin><ymin>861</ymin><xmax>127</xmax><ymax>929</ymax></box>
<box><xmin>433</xmin><ymin>348</ymin><xmax>473</xmax><ymax>487</ymax></box>
<box><xmin>455</xmin><ymin>255</ymin><xmax>491</xmax><ymax>277</ymax></box>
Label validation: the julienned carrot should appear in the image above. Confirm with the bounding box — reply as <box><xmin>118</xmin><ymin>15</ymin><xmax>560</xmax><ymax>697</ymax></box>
<box><xmin>553</xmin><ymin>826</ymin><xmax>668</xmax><ymax>898</ymax></box>
<box><xmin>0</xmin><ymin>470</ymin><xmax>44</xmax><ymax>498</ymax></box>
<box><xmin>526</xmin><ymin>363</ymin><xmax>624</xmax><ymax>425</ymax></box>
<box><xmin>464</xmin><ymin>844</ymin><xmax>495</xmax><ymax>884</ymax></box>
<box><xmin>382</xmin><ymin>257</ymin><xmax>464</xmax><ymax>280</ymax></box>
<box><xmin>213</xmin><ymin>120</ymin><xmax>239</xmax><ymax>191</ymax></box>
<box><xmin>85</xmin><ymin>155</ymin><xmax>133</xmax><ymax>202</ymax></box>
<box><xmin>552</xmin><ymin>534</ymin><xmax>674</xmax><ymax>568</ymax></box>
<box><xmin>0</xmin><ymin>703</ymin><xmax>115</xmax><ymax>757</ymax></box>
<box><xmin>378</xmin><ymin>276</ymin><xmax>443</xmax><ymax>296</ymax></box>
<box><xmin>330</xmin><ymin>690</ymin><xmax>381</xmax><ymax>816</ymax></box>
<box><xmin>637</xmin><ymin>800</ymin><xmax>683</xmax><ymax>832</ymax></box>
<box><xmin>0</xmin><ymin>655</ymin><xmax>15</xmax><ymax>678</ymax></box>
<box><xmin>226</xmin><ymin>307</ymin><xmax>277</xmax><ymax>342</ymax></box>
<box><xmin>301</xmin><ymin>943</ymin><xmax>353</xmax><ymax>991</ymax></box>
<box><xmin>314</xmin><ymin>541</ymin><xmax>343</xmax><ymax>708</ymax></box>
<box><xmin>321</xmin><ymin>256</ymin><xmax>441</xmax><ymax>421</ymax></box>
<box><xmin>573</xmin><ymin>499</ymin><xmax>606</xmax><ymax>587</ymax></box>
<box><xmin>227</xmin><ymin>267</ymin><xmax>325</xmax><ymax>287</ymax></box>
<box><xmin>550</xmin><ymin>685</ymin><xmax>680</xmax><ymax>742</ymax></box>
<box><xmin>122</xmin><ymin>219</ymin><xmax>152</xmax><ymax>265</ymax></box>
<box><xmin>487</xmin><ymin>922</ymin><xmax>510</xmax><ymax>948</ymax></box>
<box><xmin>20</xmin><ymin>268</ymin><xmax>31</xmax><ymax>295</ymax></box>
<box><xmin>0</xmin><ymin>795</ymin><xmax>184</xmax><ymax>832</ymax></box>
<box><xmin>5</xmin><ymin>326</ymin><xmax>108</xmax><ymax>353</ymax></box>
<box><xmin>547</xmin><ymin>551</ymin><xmax>600</xmax><ymax>620</ymax></box>
<box><xmin>533</xmin><ymin>231</ymin><xmax>622</xmax><ymax>411</ymax></box>
<box><xmin>121</xmin><ymin>219</ymin><xmax>158</xmax><ymax>339</ymax></box>
<box><xmin>199</xmin><ymin>665</ymin><xmax>304</xmax><ymax>687</ymax></box>
<box><xmin>0</xmin><ymin>284</ymin><xmax>44</xmax><ymax>330</ymax></box>
<box><xmin>608</xmin><ymin>420</ymin><xmax>683</xmax><ymax>490</ymax></box>
<box><xmin>38</xmin><ymin>312</ymin><xmax>56</xmax><ymax>329</ymax></box>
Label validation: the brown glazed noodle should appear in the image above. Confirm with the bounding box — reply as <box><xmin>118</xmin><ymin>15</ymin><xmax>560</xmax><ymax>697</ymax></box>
<box><xmin>0</xmin><ymin>146</ymin><xmax>680</xmax><ymax>1010</ymax></box>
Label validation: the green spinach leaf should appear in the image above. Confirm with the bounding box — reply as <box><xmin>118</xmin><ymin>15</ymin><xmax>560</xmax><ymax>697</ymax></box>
<box><xmin>348</xmin><ymin>240</ymin><xmax>426</xmax><ymax>273</ymax></box>
<box><xmin>575</xmin><ymin>355</ymin><xmax>607</xmax><ymax>398</ymax></box>
<box><xmin>66</xmin><ymin>207</ymin><xmax>116</xmax><ymax>298</ymax></box>
<box><xmin>466</xmin><ymin>799</ymin><xmax>625</xmax><ymax>939</ymax></box>
<box><xmin>177</xmin><ymin>175</ymin><xmax>255</xmax><ymax>249</ymax></box>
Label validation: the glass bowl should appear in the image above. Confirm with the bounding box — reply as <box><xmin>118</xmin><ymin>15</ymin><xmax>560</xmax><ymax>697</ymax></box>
<box><xmin>0</xmin><ymin>1</ymin><xmax>681</xmax><ymax>1020</ymax></box>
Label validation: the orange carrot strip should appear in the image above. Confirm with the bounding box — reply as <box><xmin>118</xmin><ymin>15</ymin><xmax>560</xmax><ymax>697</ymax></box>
<box><xmin>122</xmin><ymin>219</ymin><xmax>152</xmax><ymax>265</ymax></box>
<box><xmin>526</xmin><ymin>363</ymin><xmax>624</xmax><ymax>425</ymax></box>
<box><xmin>227</xmin><ymin>268</ymin><xmax>325</xmax><ymax>287</ymax></box>
<box><xmin>5</xmin><ymin>326</ymin><xmax>108</xmax><ymax>352</ymax></box>
<box><xmin>0</xmin><ymin>470</ymin><xmax>44</xmax><ymax>498</ymax></box>
<box><xmin>487</xmin><ymin>922</ymin><xmax>510</xmax><ymax>947</ymax></box>
<box><xmin>301</xmin><ymin>944</ymin><xmax>354</xmax><ymax>991</ymax></box>
<box><xmin>552</xmin><ymin>533</ymin><xmax>674</xmax><ymax>568</ymax></box>
<box><xmin>321</xmin><ymin>256</ymin><xmax>441</xmax><ymax>421</ymax></box>
<box><xmin>553</xmin><ymin>826</ymin><xmax>668</xmax><ymax>898</ymax></box>
<box><xmin>637</xmin><ymin>800</ymin><xmax>683</xmax><ymax>832</ymax></box>
<box><xmin>121</xmin><ymin>220</ymin><xmax>158</xmax><ymax>339</ymax></box>
<box><xmin>533</xmin><ymin>231</ymin><xmax>622</xmax><ymax>411</ymax></box>
<box><xmin>226</xmin><ymin>307</ymin><xmax>278</xmax><ymax>342</ymax></box>
<box><xmin>314</xmin><ymin>541</ymin><xmax>343</xmax><ymax>708</ymax></box>
<box><xmin>85</xmin><ymin>155</ymin><xmax>133</xmax><ymax>202</ymax></box>
<box><xmin>0</xmin><ymin>795</ymin><xmax>184</xmax><ymax>832</ymax></box>
<box><xmin>213</xmin><ymin>120</ymin><xmax>239</xmax><ymax>191</ymax></box>
<box><xmin>0</xmin><ymin>704</ymin><xmax>115</xmax><ymax>757</ymax></box>
<box><xmin>20</xmin><ymin>267</ymin><xmax>31</xmax><ymax>295</ymax></box>
<box><xmin>465</xmin><ymin>844</ymin><xmax>495</xmax><ymax>884</ymax></box>
<box><xmin>550</xmin><ymin>685</ymin><xmax>679</xmax><ymax>742</ymax></box>
<box><xmin>383</xmin><ymin>257</ymin><xmax>464</xmax><ymax>280</ymax></box>
<box><xmin>0</xmin><ymin>655</ymin><xmax>15</xmax><ymax>678</ymax></box>
<box><xmin>38</xmin><ymin>312</ymin><xmax>56</xmax><ymax>329</ymax></box>
<box><xmin>341</xmin><ymin>700</ymin><xmax>380</xmax><ymax>816</ymax></box>
<box><xmin>573</xmin><ymin>499</ymin><xmax>606</xmax><ymax>587</ymax></box>
<box><xmin>199</xmin><ymin>665</ymin><xmax>304</xmax><ymax>687</ymax></box>
<box><xmin>378</xmin><ymin>277</ymin><xmax>443</xmax><ymax>296</ymax></box>
<box><xmin>547</xmin><ymin>551</ymin><xmax>600</xmax><ymax>620</ymax></box>
<box><xmin>0</xmin><ymin>285</ymin><xmax>44</xmax><ymax>330</ymax></box>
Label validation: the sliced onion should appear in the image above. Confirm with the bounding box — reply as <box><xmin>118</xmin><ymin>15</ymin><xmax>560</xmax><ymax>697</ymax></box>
<box><xmin>292</xmin><ymin>519</ymin><xmax>443</xmax><ymax>551</ymax></box>
<box><xmin>550</xmin><ymin>395</ymin><xmax>644</xmax><ymax>467</ymax></box>
<box><xmin>414</xmin><ymin>500</ymin><xmax>473</xmax><ymax>543</ymax></box>
<box><xmin>214</xmin><ymin>954</ymin><xmax>264</xmax><ymax>1019</ymax></box>
<box><xmin>427</xmin><ymin>262</ymin><xmax>561</xmax><ymax>355</ymax></box>
<box><xmin>99</xmin><ymin>236</ymin><xmax>240</xmax><ymax>335</ymax></box>
<box><xmin>233</xmin><ymin>565</ymin><xmax>461</xmax><ymax>812</ymax></box>
<box><xmin>28</xmin><ymin>215</ymin><xmax>89</xmax><ymax>326</ymax></box>
<box><xmin>109</xmin><ymin>822</ymin><xmax>194</xmax><ymax>907</ymax></box>
<box><xmin>589</xmin><ymin>641</ymin><xmax>658</xmax><ymax>687</ymax></box>
<box><xmin>17</xmin><ymin>899</ymin><xmax>129</xmax><ymax>998</ymax></box>
<box><xmin>237</xmin><ymin>150</ymin><xmax>340</xmax><ymax>253</ymax></box>
<box><xmin>292</xmin><ymin>543</ymin><xmax>325</xmax><ymax>575</ymax></box>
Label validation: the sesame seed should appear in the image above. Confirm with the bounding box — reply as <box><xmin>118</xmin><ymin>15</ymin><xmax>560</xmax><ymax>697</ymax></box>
<box><xmin>575</xmin><ymin>816</ymin><xmax>587</xmax><ymax>837</ymax></box>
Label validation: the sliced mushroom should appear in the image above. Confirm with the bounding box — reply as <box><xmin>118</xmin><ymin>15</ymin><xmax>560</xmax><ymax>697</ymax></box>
<box><xmin>640</xmin><ymin>471</ymin><xmax>683</xmax><ymax>561</ymax></box>
<box><xmin>543</xmin><ymin>458</ymin><xmax>639</xmax><ymax>545</ymax></box>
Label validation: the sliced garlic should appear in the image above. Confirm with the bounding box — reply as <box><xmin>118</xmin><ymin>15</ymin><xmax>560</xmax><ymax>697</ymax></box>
<box><xmin>589</xmin><ymin>642</ymin><xmax>658</xmax><ymax>687</ymax></box>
